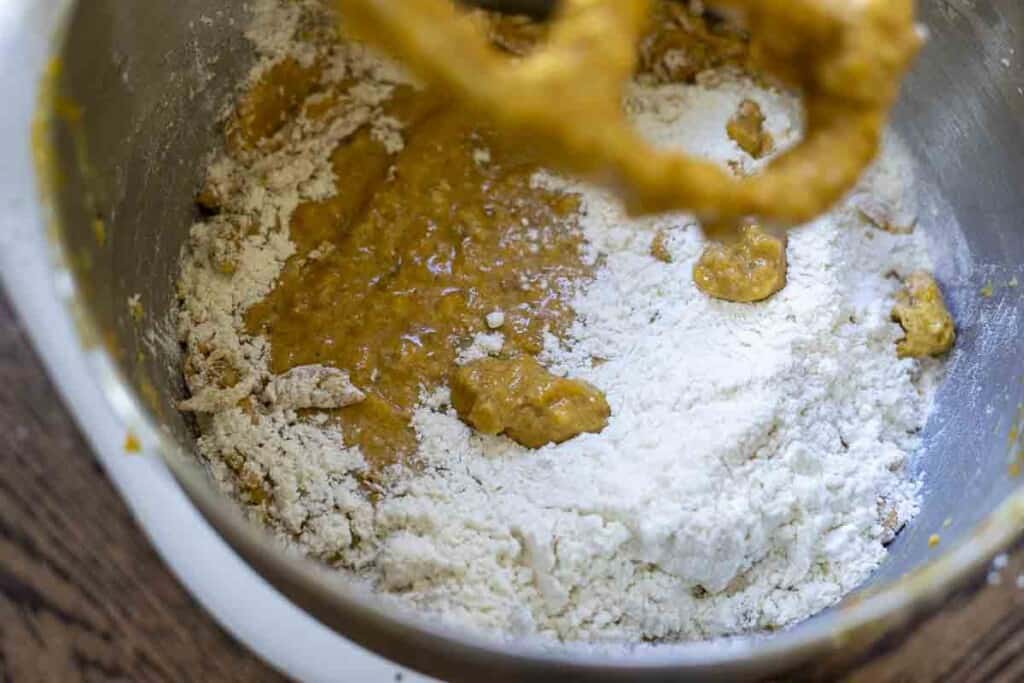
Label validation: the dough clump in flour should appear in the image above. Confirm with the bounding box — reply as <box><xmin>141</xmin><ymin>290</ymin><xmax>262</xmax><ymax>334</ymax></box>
<box><xmin>451</xmin><ymin>356</ymin><xmax>610</xmax><ymax>448</ymax></box>
<box><xmin>693</xmin><ymin>224</ymin><xmax>787</xmax><ymax>302</ymax></box>
<box><xmin>892</xmin><ymin>271</ymin><xmax>956</xmax><ymax>358</ymax></box>
<box><xmin>262</xmin><ymin>364</ymin><xmax>366</xmax><ymax>410</ymax></box>
<box><xmin>650</xmin><ymin>228</ymin><xmax>674</xmax><ymax>263</ymax></box>
<box><xmin>727</xmin><ymin>99</ymin><xmax>773</xmax><ymax>159</ymax></box>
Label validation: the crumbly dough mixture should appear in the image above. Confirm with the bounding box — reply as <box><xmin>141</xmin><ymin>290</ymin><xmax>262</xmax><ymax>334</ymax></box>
<box><xmin>176</xmin><ymin>0</ymin><xmax>949</xmax><ymax>644</ymax></box>
<box><xmin>726</xmin><ymin>99</ymin><xmax>774</xmax><ymax>160</ymax></box>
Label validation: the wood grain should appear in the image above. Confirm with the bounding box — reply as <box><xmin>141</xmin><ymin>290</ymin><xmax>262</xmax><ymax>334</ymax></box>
<box><xmin>843</xmin><ymin>550</ymin><xmax>1024</xmax><ymax>683</ymax></box>
<box><xmin>1</xmin><ymin>290</ymin><xmax>1022</xmax><ymax>682</ymax></box>
<box><xmin>0</xmin><ymin>296</ymin><xmax>283</xmax><ymax>682</ymax></box>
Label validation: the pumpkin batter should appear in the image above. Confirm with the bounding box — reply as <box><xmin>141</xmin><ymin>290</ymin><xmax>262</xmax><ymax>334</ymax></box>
<box><xmin>452</xmin><ymin>356</ymin><xmax>610</xmax><ymax>448</ymax></box>
<box><xmin>225</xmin><ymin>57</ymin><xmax>323</xmax><ymax>155</ymax></box>
<box><xmin>892</xmin><ymin>271</ymin><xmax>956</xmax><ymax>358</ymax></box>
<box><xmin>240</xmin><ymin>79</ymin><xmax>595</xmax><ymax>465</ymax></box>
<box><xmin>727</xmin><ymin>99</ymin><xmax>773</xmax><ymax>159</ymax></box>
<box><xmin>693</xmin><ymin>224</ymin><xmax>787</xmax><ymax>303</ymax></box>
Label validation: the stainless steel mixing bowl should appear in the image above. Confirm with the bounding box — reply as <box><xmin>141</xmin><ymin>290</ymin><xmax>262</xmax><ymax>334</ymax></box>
<box><xmin>2</xmin><ymin>0</ymin><xmax>1023</xmax><ymax>680</ymax></box>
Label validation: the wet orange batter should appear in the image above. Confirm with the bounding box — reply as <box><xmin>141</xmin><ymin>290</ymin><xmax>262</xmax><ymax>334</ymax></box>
<box><xmin>727</xmin><ymin>99</ymin><xmax>773</xmax><ymax>159</ymax></box>
<box><xmin>243</xmin><ymin>84</ymin><xmax>592</xmax><ymax>465</ymax></box>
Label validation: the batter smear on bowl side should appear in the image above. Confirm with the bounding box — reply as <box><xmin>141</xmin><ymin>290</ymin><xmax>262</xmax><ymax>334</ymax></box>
<box><xmin>176</xmin><ymin>0</ymin><xmax>953</xmax><ymax>642</ymax></box>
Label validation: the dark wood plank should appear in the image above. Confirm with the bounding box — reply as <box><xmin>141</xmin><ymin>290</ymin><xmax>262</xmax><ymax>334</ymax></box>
<box><xmin>844</xmin><ymin>548</ymin><xmax>1024</xmax><ymax>683</ymax></box>
<box><xmin>2</xmin><ymin>288</ymin><xmax>1023</xmax><ymax>682</ymax></box>
<box><xmin>0</xmin><ymin>295</ymin><xmax>284</xmax><ymax>683</ymax></box>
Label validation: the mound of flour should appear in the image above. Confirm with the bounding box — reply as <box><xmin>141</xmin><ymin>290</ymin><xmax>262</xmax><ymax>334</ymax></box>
<box><xmin>179</xmin><ymin>2</ymin><xmax>940</xmax><ymax>644</ymax></box>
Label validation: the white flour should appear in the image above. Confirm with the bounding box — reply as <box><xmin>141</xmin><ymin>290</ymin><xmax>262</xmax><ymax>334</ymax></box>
<box><xmin>378</xmin><ymin>82</ymin><xmax>934</xmax><ymax>641</ymax></box>
<box><xmin>178</xmin><ymin>2</ymin><xmax>942</xmax><ymax>645</ymax></box>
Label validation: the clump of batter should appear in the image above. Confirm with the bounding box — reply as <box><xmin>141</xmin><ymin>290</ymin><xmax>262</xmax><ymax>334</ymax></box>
<box><xmin>638</xmin><ymin>1</ymin><xmax>750</xmax><ymax>83</ymax></box>
<box><xmin>726</xmin><ymin>99</ymin><xmax>773</xmax><ymax>159</ymax></box>
<box><xmin>174</xmin><ymin>0</ymin><xmax>955</xmax><ymax>647</ymax></box>
<box><xmin>452</xmin><ymin>356</ymin><xmax>609</xmax><ymax>448</ymax></box>
<box><xmin>650</xmin><ymin>229</ymin><xmax>674</xmax><ymax>263</ymax></box>
<box><xmin>892</xmin><ymin>271</ymin><xmax>956</xmax><ymax>358</ymax></box>
<box><xmin>692</xmin><ymin>224</ymin><xmax>787</xmax><ymax>302</ymax></box>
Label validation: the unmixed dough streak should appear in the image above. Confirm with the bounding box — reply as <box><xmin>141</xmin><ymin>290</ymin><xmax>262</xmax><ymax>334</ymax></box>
<box><xmin>175</xmin><ymin>0</ymin><xmax>951</xmax><ymax>645</ymax></box>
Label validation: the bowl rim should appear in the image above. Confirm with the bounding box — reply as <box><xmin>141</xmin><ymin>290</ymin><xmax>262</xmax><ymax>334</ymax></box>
<box><xmin>3</xmin><ymin>0</ymin><xmax>1023</xmax><ymax>679</ymax></box>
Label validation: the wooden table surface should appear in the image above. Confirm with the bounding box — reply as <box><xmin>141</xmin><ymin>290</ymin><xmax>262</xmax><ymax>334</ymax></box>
<box><xmin>2</xmin><ymin>292</ymin><xmax>1023</xmax><ymax>683</ymax></box>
